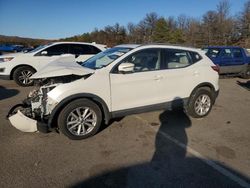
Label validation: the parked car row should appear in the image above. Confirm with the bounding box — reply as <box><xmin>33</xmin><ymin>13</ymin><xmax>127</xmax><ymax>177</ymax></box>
<box><xmin>5</xmin><ymin>44</ymin><xmax>220</xmax><ymax>140</ymax></box>
<box><xmin>3</xmin><ymin>42</ymin><xmax>249</xmax><ymax>140</ymax></box>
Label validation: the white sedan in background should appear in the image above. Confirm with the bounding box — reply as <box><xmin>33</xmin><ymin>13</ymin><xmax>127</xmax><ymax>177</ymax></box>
<box><xmin>0</xmin><ymin>42</ymin><xmax>106</xmax><ymax>86</ymax></box>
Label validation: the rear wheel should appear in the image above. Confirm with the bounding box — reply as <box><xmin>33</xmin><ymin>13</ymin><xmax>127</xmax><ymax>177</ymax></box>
<box><xmin>13</xmin><ymin>66</ymin><xmax>36</xmax><ymax>87</ymax></box>
<box><xmin>58</xmin><ymin>99</ymin><xmax>102</xmax><ymax>140</ymax></box>
<box><xmin>241</xmin><ymin>66</ymin><xmax>250</xmax><ymax>79</ymax></box>
<box><xmin>187</xmin><ymin>88</ymin><xmax>214</xmax><ymax>118</ymax></box>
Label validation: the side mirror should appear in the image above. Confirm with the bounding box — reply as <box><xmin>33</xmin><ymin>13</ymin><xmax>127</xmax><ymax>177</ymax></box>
<box><xmin>41</xmin><ymin>51</ymin><xmax>48</xmax><ymax>55</ymax></box>
<box><xmin>118</xmin><ymin>63</ymin><xmax>134</xmax><ymax>73</ymax></box>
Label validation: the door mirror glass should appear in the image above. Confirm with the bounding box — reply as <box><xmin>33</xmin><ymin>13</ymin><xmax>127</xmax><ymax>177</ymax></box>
<box><xmin>118</xmin><ymin>63</ymin><xmax>134</xmax><ymax>73</ymax></box>
<box><xmin>41</xmin><ymin>51</ymin><xmax>48</xmax><ymax>55</ymax></box>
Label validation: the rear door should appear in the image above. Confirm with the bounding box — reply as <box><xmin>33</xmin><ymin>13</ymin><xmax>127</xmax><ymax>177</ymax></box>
<box><xmin>218</xmin><ymin>48</ymin><xmax>234</xmax><ymax>73</ymax></box>
<box><xmin>157</xmin><ymin>49</ymin><xmax>200</xmax><ymax>104</ymax></box>
<box><xmin>230</xmin><ymin>48</ymin><xmax>246</xmax><ymax>73</ymax></box>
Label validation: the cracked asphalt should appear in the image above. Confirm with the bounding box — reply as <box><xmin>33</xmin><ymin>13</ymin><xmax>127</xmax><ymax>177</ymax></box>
<box><xmin>0</xmin><ymin>78</ymin><xmax>250</xmax><ymax>188</ymax></box>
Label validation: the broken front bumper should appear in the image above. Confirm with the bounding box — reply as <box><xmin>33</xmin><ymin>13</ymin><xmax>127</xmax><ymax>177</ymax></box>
<box><xmin>8</xmin><ymin>110</ymin><xmax>49</xmax><ymax>133</ymax></box>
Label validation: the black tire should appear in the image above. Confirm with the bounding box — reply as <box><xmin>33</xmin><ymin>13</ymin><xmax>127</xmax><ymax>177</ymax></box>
<box><xmin>241</xmin><ymin>67</ymin><xmax>250</xmax><ymax>79</ymax></box>
<box><xmin>186</xmin><ymin>88</ymin><xmax>214</xmax><ymax>118</ymax></box>
<box><xmin>13</xmin><ymin>66</ymin><xmax>36</xmax><ymax>87</ymax></box>
<box><xmin>58</xmin><ymin>99</ymin><xmax>102</xmax><ymax>140</ymax></box>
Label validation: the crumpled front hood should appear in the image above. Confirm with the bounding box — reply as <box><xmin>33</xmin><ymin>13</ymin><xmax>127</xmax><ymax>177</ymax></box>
<box><xmin>31</xmin><ymin>55</ymin><xmax>94</xmax><ymax>79</ymax></box>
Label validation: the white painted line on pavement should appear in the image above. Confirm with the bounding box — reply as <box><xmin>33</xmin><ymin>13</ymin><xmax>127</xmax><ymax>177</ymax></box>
<box><xmin>135</xmin><ymin>115</ymin><xmax>250</xmax><ymax>188</ymax></box>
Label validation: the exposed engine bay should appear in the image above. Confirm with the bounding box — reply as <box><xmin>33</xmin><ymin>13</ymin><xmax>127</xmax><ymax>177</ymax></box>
<box><xmin>7</xmin><ymin>75</ymin><xmax>87</xmax><ymax>123</ymax></box>
<box><xmin>7</xmin><ymin>55</ymin><xmax>96</xmax><ymax>133</ymax></box>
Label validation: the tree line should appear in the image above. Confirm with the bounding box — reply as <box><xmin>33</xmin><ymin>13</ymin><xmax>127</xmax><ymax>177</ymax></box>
<box><xmin>0</xmin><ymin>35</ymin><xmax>51</xmax><ymax>47</ymax></box>
<box><xmin>63</xmin><ymin>0</ymin><xmax>250</xmax><ymax>48</ymax></box>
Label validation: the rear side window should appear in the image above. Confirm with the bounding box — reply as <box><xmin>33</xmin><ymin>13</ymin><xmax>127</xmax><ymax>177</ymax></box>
<box><xmin>163</xmin><ymin>49</ymin><xmax>192</xmax><ymax>69</ymax></box>
<box><xmin>70</xmin><ymin>44</ymin><xmax>101</xmax><ymax>55</ymax></box>
<box><xmin>89</xmin><ymin>46</ymin><xmax>102</xmax><ymax>54</ymax></box>
<box><xmin>232</xmin><ymin>48</ymin><xmax>243</xmax><ymax>58</ymax></box>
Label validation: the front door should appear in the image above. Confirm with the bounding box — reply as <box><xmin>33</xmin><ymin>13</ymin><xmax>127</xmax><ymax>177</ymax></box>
<box><xmin>110</xmin><ymin>48</ymin><xmax>163</xmax><ymax>112</ymax></box>
<box><xmin>34</xmin><ymin>44</ymin><xmax>70</xmax><ymax>70</ymax></box>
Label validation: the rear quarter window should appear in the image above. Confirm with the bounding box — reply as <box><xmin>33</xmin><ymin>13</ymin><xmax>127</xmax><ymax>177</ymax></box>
<box><xmin>189</xmin><ymin>51</ymin><xmax>202</xmax><ymax>63</ymax></box>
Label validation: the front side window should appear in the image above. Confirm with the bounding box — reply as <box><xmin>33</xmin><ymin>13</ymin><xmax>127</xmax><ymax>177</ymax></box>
<box><xmin>163</xmin><ymin>49</ymin><xmax>192</xmax><ymax>69</ymax></box>
<box><xmin>116</xmin><ymin>49</ymin><xmax>161</xmax><ymax>73</ymax></box>
<box><xmin>82</xmin><ymin>47</ymin><xmax>131</xmax><ymax>69</ymax></box>
<box><xmin>29</xmin><ymin>44</ymin><xmax>50</xmax><ymax>53</ymax></box>
<box><xmin>205</xmin><ymin>48</ymin><xmax>221</xmax><ymax>58</ymax></box>
<box><xmin>37</xmin><ymin>44</ymin><xmax>70</xmax><ymax>56</ymax></box>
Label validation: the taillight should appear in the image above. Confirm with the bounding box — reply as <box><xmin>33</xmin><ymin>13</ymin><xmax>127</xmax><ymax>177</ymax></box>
<box><xmin>211</xmin><ymin>65</ymin><xmax>220</xmax><ymax>74</ymax></box>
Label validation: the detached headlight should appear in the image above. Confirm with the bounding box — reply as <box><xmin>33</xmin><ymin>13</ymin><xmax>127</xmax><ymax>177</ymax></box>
<box><xmin>0</xmin><ymin>57</ymin><xmax>14</xmax><ymax>62</ymax></box>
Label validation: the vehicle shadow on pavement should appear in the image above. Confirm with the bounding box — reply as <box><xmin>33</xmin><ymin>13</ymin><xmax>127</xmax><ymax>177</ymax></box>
<box><xmin>71</xmin><ymin>102</ymin><xmax>249</xmax><ymax>188</ymax></box>
<box><xmin>0</xmin><ymin>86</ymin><xmax>19</xmax><ymax>100</ymax></box>
<box><xmin>237</xmin><ymin>80</ymin><xmax>250</xmax><ymax>91</ymax></box>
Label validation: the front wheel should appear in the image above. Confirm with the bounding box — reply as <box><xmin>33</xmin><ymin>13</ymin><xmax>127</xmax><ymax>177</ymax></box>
<box><xmin>58</xmin><ymin>99</ymin><xmax>102</xmax><ymax>140</ymax></box>
<box><xmin>13</xmin><ymin>66</ymin><xmax>36</xmax><ymax>87</ymax></box>
<box><xmin>186</xmin><ymin>88</ymin><xmax>214</xmax><ymax>118</ymax></box>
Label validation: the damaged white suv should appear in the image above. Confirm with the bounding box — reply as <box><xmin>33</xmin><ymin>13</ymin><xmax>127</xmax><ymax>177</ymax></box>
<box><xmin>8</xmin><ymin>44</ymin><xmax>219</xmax><ymax>140</ymax></box>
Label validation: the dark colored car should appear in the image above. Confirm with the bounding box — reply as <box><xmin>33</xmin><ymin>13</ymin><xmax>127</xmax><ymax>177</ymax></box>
<box><xmin>202</xmin><ymin>46</ymin><xmax>250</xmax><ymax>78</ymax></box>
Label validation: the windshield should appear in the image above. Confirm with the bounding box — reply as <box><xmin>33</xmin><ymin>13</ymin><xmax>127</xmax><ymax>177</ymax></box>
<box><xmin>28</xmin><ymin>43</ymin><xmax>50</xmax><ymax>53</ymax></box>
<box><xmin>81</xmin><ymin>47</ymin><xmax>132</xmax><ymax>69</ymax></box>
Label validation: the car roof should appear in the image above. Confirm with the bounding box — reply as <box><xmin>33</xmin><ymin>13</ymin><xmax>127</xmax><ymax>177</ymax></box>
<box><xmin>51</xmin><ymin>41</ymin><xmax>106</xmax><ymax>48</ymax></box>
<box><xmin>115</xmin><ymin>44</ymin><xmax>201</xmax><ymax>52</ymax></box>
<box><xmin>115</xmin><ymin>44</ymin><xmax>140</xmax><ymax>49</ymax></box>
<box><xmin>203</xmin><ymin>46</ymin><xmax>241</xmax><ymax>49</ymax></box>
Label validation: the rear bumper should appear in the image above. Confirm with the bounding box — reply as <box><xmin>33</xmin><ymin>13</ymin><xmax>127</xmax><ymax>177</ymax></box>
<box><xmin>0</xmin><ymin>74</ymin><xmax>10</xmax><ymax>80</ymax></box>
<box><xmin>8</xmin><ymin>110</ymin><xmax>49</xmax><ymax>133</ymax></box>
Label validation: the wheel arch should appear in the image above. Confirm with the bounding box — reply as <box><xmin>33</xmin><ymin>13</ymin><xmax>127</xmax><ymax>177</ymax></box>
<box><xmin>189</xmin><ymin>82</ymin><xmax>217</xmax><ymax>104</ymax></box>
<box><xmin>48</xmin><ymin>93</ymin><xmax>111</xmax><ymax>128</ymax></box>
<box><xmin>10</xmin><ymin>64</ymin><xmax>37</xmax><ymax>80</ymax></box>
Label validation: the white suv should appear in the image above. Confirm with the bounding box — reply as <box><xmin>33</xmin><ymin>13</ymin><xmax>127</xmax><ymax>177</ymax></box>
<box><xmin>0</xmin><ymin>42</ymin><xmax>106</xmax><ymax>86</ymax></box>
<box><xmin>8</xmin><ymin>44</ymin><xmax>219</xmax><ymax>140</ymax></box>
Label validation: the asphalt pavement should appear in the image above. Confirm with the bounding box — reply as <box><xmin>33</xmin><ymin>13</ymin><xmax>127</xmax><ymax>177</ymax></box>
<box><xmin>0</xmin><ymin>78</ymin><xmax>250</xmax><ymax>188</ymax></box>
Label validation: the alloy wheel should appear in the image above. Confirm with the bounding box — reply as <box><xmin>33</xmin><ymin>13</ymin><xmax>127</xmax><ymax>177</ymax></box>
<box><xmin>66</xmin><ymin>107</ymin><xmax>97</xmax><ymax>136</ymax></box>
<box><xmin>194</xmin><ymin>94</ymin><xmax>211</xmax><ymax>116</ymax></box>
<box><xmin>18</xmin><ymin>70</ymin><xmax>33</xmax><ymax>85</ymax></box>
